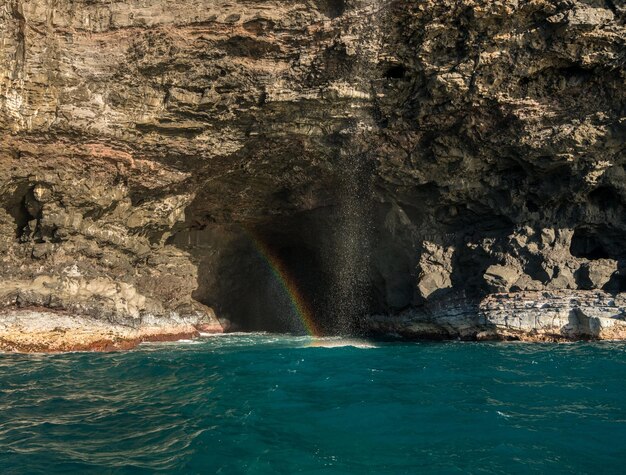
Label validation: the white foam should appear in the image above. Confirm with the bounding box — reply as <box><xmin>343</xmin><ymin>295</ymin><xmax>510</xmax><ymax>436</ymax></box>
<box><xmin>198</xmin><ymin>331</ymin><xmax>269</xmax><ymax>338</ymax></box>
<box><xmin>307</xmin><ymin>338</ymin><xmax>378</xmax><ymax>349</ymax></box>
<box><xmin>139</xmin><ymin>339</ymin><xmax>202</xmax><ymax>347</ymax></box>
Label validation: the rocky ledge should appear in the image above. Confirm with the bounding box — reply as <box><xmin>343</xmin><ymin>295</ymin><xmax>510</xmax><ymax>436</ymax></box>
<box><xmin>0</xmin><ymin>308</ymin><xmax>222</xmax><ymax>353</ymax></box>
<box><xmin>366</xmin><ymin>290</ymin><xmax>626</xmax><ymax>341</ymax></box>
<box><xmin>1</xmin><ymin>0</ymin><xmax>626</xmax><ymax>350</ymax></box>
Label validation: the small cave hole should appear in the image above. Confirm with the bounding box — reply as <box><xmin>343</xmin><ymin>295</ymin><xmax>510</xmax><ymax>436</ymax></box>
<box><xmin>15</xmin><ymin>196</ymin><xmax>35</xmax><ymax>240</ymax></box>
<box><xmin>384</xmin><ymin>64</ymin><xmax>407</xmax><ymax>80</ymax></box>
<box><xmin>3</xmin><ymin>184</ymin><xmax>38</xmax><ymax>241</ymax></box>
<box><xmin>525</xmin><ymin>199</ymin><xmax>540</xmax><ymax>213</ymax></box>
<box><xmin>258</xmin><ymin>90</ymin><xmax>267</xmax><ymax>106</ymax></box>
<box><xmin>559</xmin><ymin>65</ymin><xmax>592</xmax><ymax>86</ymax></box>
<box><xmin>605</xmin><ymin>273</ymin><xmax>626</xmax><ymax>294</ymax></box>
<box><xmin>570</xmin><ymin>228</ymin><xmax>611</xmax><ymax>260</ymax></box>
<box><xmin>588</xmin><ymin>185</ymin><xmax>621</xmax><ymax>210</ymax></box>
<box><xmin>322</xmin><ymin>0</ymin><xmax>346</xmax><ymax>19</ymax></box>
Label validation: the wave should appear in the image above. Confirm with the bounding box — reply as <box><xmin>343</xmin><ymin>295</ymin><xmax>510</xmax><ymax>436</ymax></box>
<box><xmin>305</xmin><ymin>337</ymin><xmax>378</xmax><ymax>349</ymax></box>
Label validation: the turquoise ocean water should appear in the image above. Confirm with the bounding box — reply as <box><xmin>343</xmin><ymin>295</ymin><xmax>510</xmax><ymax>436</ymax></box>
<box><xmin>1</xmin><ymin>334</ymin><xmax>625</xmax><ymax>473</ymax></box>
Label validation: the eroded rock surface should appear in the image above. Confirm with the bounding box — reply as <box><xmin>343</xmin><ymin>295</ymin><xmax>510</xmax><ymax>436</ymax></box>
<box><xmin>0</xmin><ymin>0</ymin><xmax>625</xmax><ymax>348</ymax></box>
<box><xmin>0</xmin><ymin>308</ymin><xmax>221</xmax><ymax>352</ymax></box>
<box><xmin>366</xmin><ymin>291</ymin><xmax>626</xmax><ymax>341</ymax></box>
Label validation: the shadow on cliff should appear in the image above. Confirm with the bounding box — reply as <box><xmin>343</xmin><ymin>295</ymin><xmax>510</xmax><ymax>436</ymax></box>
<box><xmin>167</xmin><ymin>201</ymin><xmax>421</xmax><ymax>335</ymax></box>
<box><xmin>168</xmin><ymin>210</ymin><xmax>343</xmax><ymax>334</ymax></box>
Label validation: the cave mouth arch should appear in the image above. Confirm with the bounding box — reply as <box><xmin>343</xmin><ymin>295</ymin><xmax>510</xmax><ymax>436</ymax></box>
<box><xmin>172</xmin><ymin>202</ymin><xmax>398</xmax><ymax>336</ymax></box>
<box><xmin>570</xmin><ymin>227</ymin><xmax>611</xmax><ymax>260</ymax></box>
<box><xmin>182</xmin><ymin>212</ymin><xmax>347</xmax><ymax>335</ymax></box>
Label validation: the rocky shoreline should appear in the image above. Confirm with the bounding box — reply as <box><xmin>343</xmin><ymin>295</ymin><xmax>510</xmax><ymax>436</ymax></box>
<box><xmin>0</xmin><ymin>308</ymin><xmax>223</xmax><ymax>353</ymax></box>
<box><xmin>3</xmin><ymin>289</ymin><xmax>626</xmax><ymax>353</ymax></box>
<box><xmin>365</xmin><ymin>290</ymin><xmax>626</xmax><ymax>342</ymax></box>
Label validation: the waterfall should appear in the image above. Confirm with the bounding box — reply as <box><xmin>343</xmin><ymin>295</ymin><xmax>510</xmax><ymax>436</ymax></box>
<box><xmin>325</xmin><ymin>0</ymin><xmax>386</xmax><ymax>335</ymax></box>
<box><xmin>331</xmin><ymin>151</ymin><xmax>374</xmax><ymax>335</ymax></box>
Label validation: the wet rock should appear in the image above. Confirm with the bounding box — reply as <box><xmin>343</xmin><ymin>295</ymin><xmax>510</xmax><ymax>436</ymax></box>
<box><xmin>365</xmin><ymin>291</ymin><xmax>626</xmax><ymax>341</ymax></box>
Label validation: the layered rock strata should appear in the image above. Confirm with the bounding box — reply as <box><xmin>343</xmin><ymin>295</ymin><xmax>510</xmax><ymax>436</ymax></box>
<box><xmin>0</xmin><ymin>0</ymin><xmax>625</xmax><ymax>349</ymax></box>
<box><xmin>0</xmin><ymin>308</ymin><xmax>221</xmax><ymax>352</ymax></box>
<box><xmin>366</xmin><ymin>290</ymin><xmax>626</xmax><ymax>341</ymax></box>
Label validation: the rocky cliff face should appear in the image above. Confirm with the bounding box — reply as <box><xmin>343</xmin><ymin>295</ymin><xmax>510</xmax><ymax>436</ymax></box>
<box><xmin>1</xmin><ymin>0</ymin><xmax>625</xmax><ymax>348</ymax></box>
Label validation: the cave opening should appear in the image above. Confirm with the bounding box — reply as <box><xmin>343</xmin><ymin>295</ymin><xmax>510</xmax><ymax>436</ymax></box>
<box><xmin>4</xmin><ymin>182</ymin><xmax>37</xmax><ymax>240</ymax></box>
<box><xmin>175</xmin><ymin>195</ymin><xmax>401</xmax><ymax>336</ymax></box>
<box><xmin>384</xmin><ymin>64</ymin><xmax>407</xmax><ymax>79</ymax></box>
<box><xmin>320</xmin><ymin>0</ymin><xmax>346</xmax><ymax>19</ymax></box>
<box><xmin>589</xmin><ymin>185</ymin><xmax>621</xmax><ymax>210</ymax></box>
<box><xmin>185</xmin><ymin>212</ymin><xmax>355</xmax><ymax>336</ymax></box>
<box><xmin>570</xmin><ymin>227</ymin><xmax>611</xmax><ymax>260</ymax></box>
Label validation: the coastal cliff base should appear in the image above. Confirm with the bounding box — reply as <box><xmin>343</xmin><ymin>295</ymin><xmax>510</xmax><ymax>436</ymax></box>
<box><xmin>366</xmin><ymin>291</ymin><xmax>626</xmax><ymax>342</ymax></box>
<box><xmin>0</xmin><ymin>308</ymin><xmax>222</xmax><ymax>353</ymax></box>
<box><xmin>3</xmin><ymin>290</ymin><xmax>626</xmax><ymax>353</ymax></box>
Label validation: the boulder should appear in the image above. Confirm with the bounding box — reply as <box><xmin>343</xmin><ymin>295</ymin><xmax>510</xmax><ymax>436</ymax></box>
<box><xmin>416</xmin><ymin>242</ymin><xmax>454</xmax><ymax>300</ymax></box>
<box><xmin>484</xmin><ymin>265</ymin><xmax>522</xmax><ymax>292</ymax></box>
<box><xmin>577</xmin><ymin>259</ymin><xmax>618</xmax><ymax>290</ymax></box>
<box><xmin>546</xmin><ymin>266</ymin><xmax>577</xmax><ymax>290</ymax></box>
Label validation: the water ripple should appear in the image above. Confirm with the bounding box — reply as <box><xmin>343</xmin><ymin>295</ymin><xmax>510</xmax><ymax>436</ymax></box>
<box><xmin>1</xmin><ymin>336</ymin><xmax>626</xmax><ymax>473</ymax></box>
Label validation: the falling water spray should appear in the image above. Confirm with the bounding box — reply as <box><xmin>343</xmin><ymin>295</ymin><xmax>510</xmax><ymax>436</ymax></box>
<box><xmin>325</xmin><ymin>0</ymin><xmax>387</xmax><ymax>335</ymax></box>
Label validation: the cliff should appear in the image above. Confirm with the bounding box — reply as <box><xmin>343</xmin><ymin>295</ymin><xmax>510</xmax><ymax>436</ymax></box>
<box><xmin>1</xmin><ymin>0</ymin><xmax>625</xmax><ymax>350</ymax></box>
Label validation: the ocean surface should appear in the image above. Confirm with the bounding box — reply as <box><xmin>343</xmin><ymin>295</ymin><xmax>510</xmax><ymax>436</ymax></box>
<box><xmin>1</xmin><ymin>334</ymin><xmax>625</xmax><ymax>474</ymax></box>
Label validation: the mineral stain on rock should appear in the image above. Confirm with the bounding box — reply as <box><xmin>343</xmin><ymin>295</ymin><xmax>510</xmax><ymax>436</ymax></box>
<box><xmin>0</xmin><ymin>0</ymin><xmax>625</xmax><ymax>351</ymax></box>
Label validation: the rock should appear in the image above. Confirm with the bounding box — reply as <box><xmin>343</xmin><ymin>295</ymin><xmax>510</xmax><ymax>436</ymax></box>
<box><xmin>484</xmin><ymin>265</ymin><xmax>522</xmax><ymax>292</ymax></box>
<box><xmin>418</xmin><ymin>271</ymin><xmax>453</xmax><ymax>300</ymax></box>
<box><xmin>365</xmin><ymin>291</ymin><xmax>626</xmax><ymax>341</ymax></box>
<box><xmin>546</xmin><ymin>266</ymin><xmax>577</xmax><ymax>290</ymax></box>
<box><xmin>0</xmin><ymin>308</ymin><xmax>222</xmax><ymax>353</ymax></box>
<box><xmin>31</xmin><ymin>242</ymin><xmax>53</xmax><ymax>259</ymax></box>
<box><xmin>511</xmin><ymin>274</ymin><xmax>544</xmax><ymax>292</ymax></box>
<box><xmin>577</xmin><ymin>259</ymin><xmax>618</xmax><ymax>290</ymax></box>
<box><xmin>32</xmin><ymin>183</ymin><xmax>53</xmax><ymax>203</ymax></box>
<box><xmin>539</xmin><ymin>228</ymin><xmax>556</xmax><ymax>248</ymax></box>
<box><xmin>549</xmin><ymin>7</ymin><xmax>615</xmax><ymax>27</ymax></box>
<box><xmin>416</xmin><ymin>242</ymin><xmax>454</xmax><ymax>300</ymax></box>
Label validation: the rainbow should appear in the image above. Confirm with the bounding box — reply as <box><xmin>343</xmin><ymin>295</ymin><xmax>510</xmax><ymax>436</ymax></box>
<box><xmin>247</xmin><ymin>230</ymin><xmax>321</xmax><ymax>337</ymax></box>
